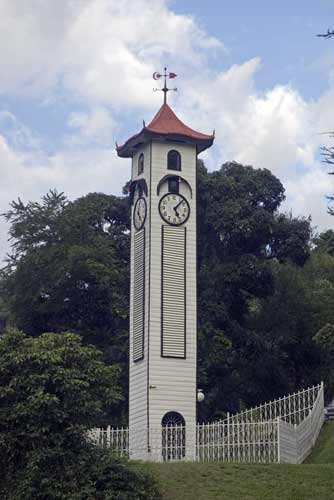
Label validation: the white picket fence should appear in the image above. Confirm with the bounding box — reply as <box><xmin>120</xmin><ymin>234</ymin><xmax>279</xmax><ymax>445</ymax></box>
<box><xmin>89</xmin><ymin>383</ymin><xmax>324</xmax><ymax>464</ymax></box>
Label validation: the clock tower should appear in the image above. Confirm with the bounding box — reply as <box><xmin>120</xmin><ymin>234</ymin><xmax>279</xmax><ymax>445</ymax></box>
<box><xmin>117</xmin><ymin>71</ymin><xmax>214</xmax><ymax>461</ymax></box>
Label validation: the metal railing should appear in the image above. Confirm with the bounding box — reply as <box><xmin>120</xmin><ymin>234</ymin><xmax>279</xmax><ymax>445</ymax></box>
<box><xmin>225</xmin><ymin>383</ymin><xmax>322</xmax><ymax>425</ymax></box>
<box><xmin>90</xmin><ymin>383</ymin><xmax>324</xmax><ymax>464</ymax></box>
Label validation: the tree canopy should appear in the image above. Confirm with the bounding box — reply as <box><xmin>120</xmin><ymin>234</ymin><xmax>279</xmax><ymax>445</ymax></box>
<box><xmin>0</xmin><ymin>329</ymin><xmax>160</xmax><ymax>500</ymax></box>
<box><xmin>1</xmin><ymin>160</ymin><xmax>332</xmax><ymax>423</ymax></box>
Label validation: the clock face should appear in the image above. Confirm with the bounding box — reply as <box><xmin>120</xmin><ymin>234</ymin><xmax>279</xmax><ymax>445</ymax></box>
<box><xmin>133</xmin><ymin>197</ymin><xmax>147</xmax><ymax>230</ymax></box>
<box><xmin>159</xmin><ymin>193</ymin><xmax>190</xmax><ymax>226</ymax></box>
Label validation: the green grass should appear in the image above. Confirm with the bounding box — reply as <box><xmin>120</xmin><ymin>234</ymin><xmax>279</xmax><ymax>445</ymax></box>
<box><xmin>150</xmin><ymin>462</ymin><xmax>334</xmax><ymax>500</ymax></box>
<box><xmin>144</xmin><ymin>422</ymin><xmax>334</xmax><ymax>500</ymax></box>
<box><xmin>306</xmin><ymin>421</ymin><xmax>334</xmax><ymax>464</ymax></box>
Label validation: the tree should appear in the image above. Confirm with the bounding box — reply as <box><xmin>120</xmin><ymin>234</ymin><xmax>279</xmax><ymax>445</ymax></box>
<box><xmin>1</xmin><ymin>191</ymin><xmax>131</xmax><ymax>422</ymax></box>
<box><xmin>313</xmin><ymin>229</ymin><xmax>334</xmax><ymax>255</ymax></box>
<box><xmin>319</xmin><ymin>143</ymin><xmax>334</xmax><ymax>215</ymax></box>
<box><xmin>0</xmin><ymin>329</ymin><xmax>120</xmax><ymax>461</ymax></box>
<box><xmin>196</xmin><ymin>162</ymin><xmax>312</xmax><ymax>418</ymax></box>
<box><xmin>317</xmin><ymin>29</ymin><xmax>334</xmax><ymax>38</ymax></box>
<box><xmin>246</xmin><ymin>263</ymin><xmax>320</xmax><ymax>397</ymax></box>
<box><xmin>0</xmin><ymin>163</ymin><xmax>314</xmax><ymax>422</ymax></box>
<box><xmin>0</xmin><ymin>329</ymin><xmax>160</xmax><ymax>500</ymax></box>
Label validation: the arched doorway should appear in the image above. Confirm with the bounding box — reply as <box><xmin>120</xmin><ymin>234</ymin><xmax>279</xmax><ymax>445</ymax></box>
<box><xmin>161</xmin><ymin>411</ymin><xmax>186</xmax><ymax>461</ymax></box>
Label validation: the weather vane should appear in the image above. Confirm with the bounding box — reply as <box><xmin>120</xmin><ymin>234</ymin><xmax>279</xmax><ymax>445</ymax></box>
<box><xmin>153</xmin><ymin>67</ymin><xmax>177</xmax><ymax>104</ymax></box>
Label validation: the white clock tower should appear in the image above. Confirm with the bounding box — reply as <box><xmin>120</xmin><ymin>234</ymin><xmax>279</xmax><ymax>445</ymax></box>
<box><xmin>117</xmin><ymin>70</ymin><xmax>214</xmax><ymax>461</ymax></box>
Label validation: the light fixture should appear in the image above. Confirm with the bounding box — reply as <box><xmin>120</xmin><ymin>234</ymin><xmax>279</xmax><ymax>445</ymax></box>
<box><xmin>197</xmin><ymin>389</ymin><xmax>205</xmax><ymax>403</ymax></box>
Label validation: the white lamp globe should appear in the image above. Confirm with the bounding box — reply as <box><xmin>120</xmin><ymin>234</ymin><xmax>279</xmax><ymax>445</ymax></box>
<box><xmin>197</xmin><ymin>389</ymin><xmax>205</xmax><ymax>403</ymax></box>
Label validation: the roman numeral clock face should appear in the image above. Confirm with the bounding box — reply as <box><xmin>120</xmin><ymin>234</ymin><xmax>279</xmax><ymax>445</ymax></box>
<box><xmin>159</xmin><ymin>193</ymin><xmax>190</xmax><ymax>226</ymax></box>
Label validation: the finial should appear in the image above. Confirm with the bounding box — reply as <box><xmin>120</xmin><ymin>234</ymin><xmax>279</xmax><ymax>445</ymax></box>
<box><xmin>143</xmin><ymin>119</ymin><xmax>146</xmax><ymax>128</ymax></box>
<box><xmin>115</xmin><ymin>140</ymin><xmax>119</xmax><ymax>149</ymax></box>
<box><xmin>153</xmin><ymin>67</ymin><xmax>177</xmax><ymax>104</ymax></box>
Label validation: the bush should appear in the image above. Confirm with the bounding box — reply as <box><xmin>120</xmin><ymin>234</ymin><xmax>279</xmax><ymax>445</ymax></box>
<box><xmin>1</xmin><ymin>446</ymin><xmax>161</xmax><ymax>500</ymax></box>
<box><xmin>0</xmin><ymin>329</ymin><xmax>161</xmax><ymax>499</ymax></box>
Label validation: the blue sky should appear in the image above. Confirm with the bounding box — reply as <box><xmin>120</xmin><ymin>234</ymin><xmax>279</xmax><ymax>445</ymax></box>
<box><xmin>0</xmin><ymin>0</ymin><xmax>333</xmax><ymax>261</ymax></box>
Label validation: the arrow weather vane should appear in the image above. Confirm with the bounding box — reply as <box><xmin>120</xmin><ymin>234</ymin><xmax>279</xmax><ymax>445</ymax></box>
<box><xmin>153</xmin><ymin>67</ymin><xmax>177</xmax><ymax>104</ymax></box>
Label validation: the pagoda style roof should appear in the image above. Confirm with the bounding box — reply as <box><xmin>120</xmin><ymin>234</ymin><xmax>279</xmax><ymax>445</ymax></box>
<box><xmin>116</xmin><ymin>103</ymin><xmax>214</xmax><ymax>158</ymax></box>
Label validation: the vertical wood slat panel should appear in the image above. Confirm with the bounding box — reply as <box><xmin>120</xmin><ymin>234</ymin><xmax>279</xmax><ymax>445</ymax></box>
<box><xmin>161</xmin><ymin>225</ymin><xmax>186</xmax><ymax>358</ymax></box>
<box><xmin>133</xmin><ymin>228</ymin><xmax>145</xmax><ymax>361</ymax></box>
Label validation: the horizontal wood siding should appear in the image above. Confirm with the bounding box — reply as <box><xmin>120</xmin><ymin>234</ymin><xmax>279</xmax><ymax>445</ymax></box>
<box><xmin>133</xmin><ymin>229</ymin><xmax>145</xmax><ymax>361</ymax></box>
<box><xmin>129</xmin><ymin>142</ymin><xmax>151</xmax><ymax>438</ymax></box>
<box><xmin>161</xmin><ymin>225</ymin><xmax>186</xmax><ymax>358</ymax></box>
<box><xmin>148</xmin><ymin>142</ymin><xmax>197</xmax><ymax>432</ymax></box>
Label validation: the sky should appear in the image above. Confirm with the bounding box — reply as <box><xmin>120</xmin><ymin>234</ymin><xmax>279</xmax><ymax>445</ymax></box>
<box><xmin>0</xmin><ymin>0</ymin><xmax>334</xmax><ymax>262</ymax></box>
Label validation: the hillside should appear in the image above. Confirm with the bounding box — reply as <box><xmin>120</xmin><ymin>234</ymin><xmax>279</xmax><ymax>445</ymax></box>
<box><xmin>144</xmin><ymin>422</ymin><xmax>334</xmax><ymax>500</ymax></box>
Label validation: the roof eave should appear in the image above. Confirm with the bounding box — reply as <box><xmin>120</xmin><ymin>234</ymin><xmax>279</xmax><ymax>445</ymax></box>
<box><xmin>117</xmin><ymin>129</ymin><xmax>214</xmax><ymax>158</ymax></box>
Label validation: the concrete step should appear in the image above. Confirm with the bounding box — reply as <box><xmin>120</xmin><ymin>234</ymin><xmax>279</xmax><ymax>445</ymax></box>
<box><xmin>324</xmin><ymin>405</ymin><xmax>334</xmax><ymax>421</ymax></box>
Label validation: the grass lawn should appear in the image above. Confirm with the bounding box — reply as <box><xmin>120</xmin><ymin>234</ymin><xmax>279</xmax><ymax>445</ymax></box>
<box><xmin>143</xmin><ymin>422</ymin><xmax>334</xmax><ymax>500</ymax></box>
<box><xmin>305</xmin><ymin>421</ymin><xmax>334</xmax><ymax>464</ymax></box>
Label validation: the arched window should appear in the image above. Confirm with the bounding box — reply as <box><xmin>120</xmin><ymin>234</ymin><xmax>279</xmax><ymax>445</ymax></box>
<box><xmin>138</xmin><ymin>153</ymin><xmax>144</xmax><ymax>175</ymax></box>
<box><xmin>161</xmin><ymin>411</ymin><xmax>185</xmax><ymax>461</ymax></box>
<box><xmin>167</xmin><ymin>150</ymin><xmax>181</xmax><ymax>171</ymax></box>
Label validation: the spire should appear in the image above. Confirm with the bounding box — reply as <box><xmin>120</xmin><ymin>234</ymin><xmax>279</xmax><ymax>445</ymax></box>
<box><xmin>116</xmin><ymin>68</ymin><xmax>214</xmax><ymax>158</ymax></box>
<box><xmin>153</xmin><ymin>67</ymin><xmax>177</xmax><ymax>105</ymax></box>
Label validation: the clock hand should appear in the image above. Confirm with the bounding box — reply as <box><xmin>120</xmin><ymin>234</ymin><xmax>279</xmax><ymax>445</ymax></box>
<box><xmin>173</xmin><ymin>206</ymin><xmax>180</xmax><ymax>217</ymax></box>
<box><xmin>174</xmin><ymin>200</ymin><xmax>184</xmax><ymax>211</ymax></box>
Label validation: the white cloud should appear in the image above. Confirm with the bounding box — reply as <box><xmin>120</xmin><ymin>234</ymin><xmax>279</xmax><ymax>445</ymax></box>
<box><xmin>0</xmin><ymin>0</ymin><xmax>224</xmax><ymax>108</ymax></box>
<box><xmin>66</xmin><ymin>107</ymin><xmax>118</xmax><ymax>146</ymax></box>
<box><xmin>0</xmin><ymin>0</ymin><xmax>333</xmax><ymax>264</ymax></box>
<box><xmin>178</xmin><ymin>59</ymin><xmax>334</xmax><ymax>231</ymax></box>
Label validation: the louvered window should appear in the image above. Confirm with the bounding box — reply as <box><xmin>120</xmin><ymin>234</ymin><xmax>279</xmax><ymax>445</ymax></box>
<box><xmin>161</xmin><ymin>225</ymin><xmax>186</xmax><ymax>358</ymax></box>
<box><xmin>133</xmin><ymin>229</ymin><xmax>145</xmax><ymax>361</ymax></box>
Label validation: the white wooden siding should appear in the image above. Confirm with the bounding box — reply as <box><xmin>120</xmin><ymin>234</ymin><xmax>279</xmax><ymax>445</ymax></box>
<box><xmin>148</xmin><ymin>141</ymin><xmax>197</xmax><ymax>434</ymax></box>
<box><xmin>133</xmin><ymin>229</ymin><xmax>145</xmax><ymax>361</ymax></box>
<box><xmin>129</xmin><ymin>139</ymin><xmax>199</xmax><ymax>459</ymax></box>
<box><xmin>161</xmin><ymin>225</ymin><xmax>186</xmax><ymax>358</ymax></box>
<box><xmin>129</xmin><ymin>143</ymin><xmax>151</xmax><ymax>444</ymax></box>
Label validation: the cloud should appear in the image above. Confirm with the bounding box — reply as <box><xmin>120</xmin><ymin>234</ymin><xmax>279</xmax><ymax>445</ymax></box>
<box><xmin>178</xmin><ymin>59</ymin><xmax>334</xmax><ymax>231</ymax></box>
<box><xmin>0</xmin><ymin>0</ymin><xmax>333</xmax><ymax>263</ymax></box>
<box><xmin>66</xmin><ymin>108</ymin><xmax>118</xmax><ymax>147</ymax></box>
<box><xmin>0</xmin><ymin>0</ymin><xmax>224</xmax><ymax>108</ymax></box>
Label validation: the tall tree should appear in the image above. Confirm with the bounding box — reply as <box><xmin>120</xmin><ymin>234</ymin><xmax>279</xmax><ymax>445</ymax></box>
<box><xmin>0</xmin><ymin>163</ymin><xmax>314</xmax><ymax>422</ymax></box>
<box><xmin>197</xmin><ymin>162</ymin><xmax>312</xmax><ymax>418</ymax></box>
<box><xmin>1</xmin><ymin>190</ymin><xmax>131</xmax><ymax>422</ymax></box>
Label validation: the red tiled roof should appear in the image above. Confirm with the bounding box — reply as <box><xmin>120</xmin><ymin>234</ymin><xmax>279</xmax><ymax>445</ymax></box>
<box><xmin>117</xmin><ymin>103</ymin><xmax>214</xmax><ymax>157</ymax></box>
<box><xmin>146</xmin><ymin>103</ymin><xmax>213</xmax><ymax>140</ymax></box>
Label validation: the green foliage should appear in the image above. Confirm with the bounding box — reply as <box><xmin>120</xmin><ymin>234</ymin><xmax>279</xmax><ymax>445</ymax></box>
<box><xmin>197</xmin><ymin>161</ymin><xmax>312</xmax><ymax>417</ymax></box>
<box><xmin>246</xmin><ymin>263</ymin><xmax>320</xmax><ymax>398</ymax></box>
<box><xmin>0</xmin><ymin>329</ymin><xmax>160</xmax><ymax>500</ymax></box>
<box><xmin>2</xmin><ymin>448</ymin><xmax>161</xmax><ymax>500</ymax></box>
<box><xmin>313</xmin><ymin>229</ymin><xmax>334</xmax><ymax>255</ymax></box>
<box><xmin>0</xmin><ymin>329</ymin><xmax>120</xmax><ymax>462</ymax></box>
<box><xmin>314</xmin><ymin>324</ymin><xmax>334</xmax><ymax>352</ymax></box>
<box><xmin>1</xmin><ymin>190</ymin><xmax>130</xmax><ymax>422</ymax></box>
<box><xmin>0</xmin><ymin>163</ymin><xmax>329</xmax><ymax>423</ymax></box>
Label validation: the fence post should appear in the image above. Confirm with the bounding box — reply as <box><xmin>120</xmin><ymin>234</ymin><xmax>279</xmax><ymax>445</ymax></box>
<box><xmin>227</xmin><ymin>412</ymin><xmax>230</xmax><ymax>462</ymax></box>
<box><xmin>107</xmin><ymin>425</ymin><xmax>111</xmax><ymax>448</ymax></box>
<box><xmin>277</xmin><ymin>417</ymin><xmax>281</xmax><ymax>463</ymax></box>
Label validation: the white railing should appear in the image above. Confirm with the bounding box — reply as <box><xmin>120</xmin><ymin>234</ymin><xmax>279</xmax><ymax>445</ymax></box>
<box><xmin>88</xmin><ymin>426</ymin><xmax>129</xmax><ymax>457</ymax></box>
<box><xmin>278</xmin><ymin>382</ymin><xmax>324</xmax><ymax>463</ymax></box>
<box><xmin>91</xmin><ymin>383</ymin><xmax>324</xmax><ymax>464</ymax></box>
<box><xmin>225</xmin><ymin>383</ymin><xmax>322</xmax><ymax>425</ymax></box>
<box><xmin>197</xmin><ymin>420</ymin><xmax>279</xmax><ymax>463</ymax></box>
